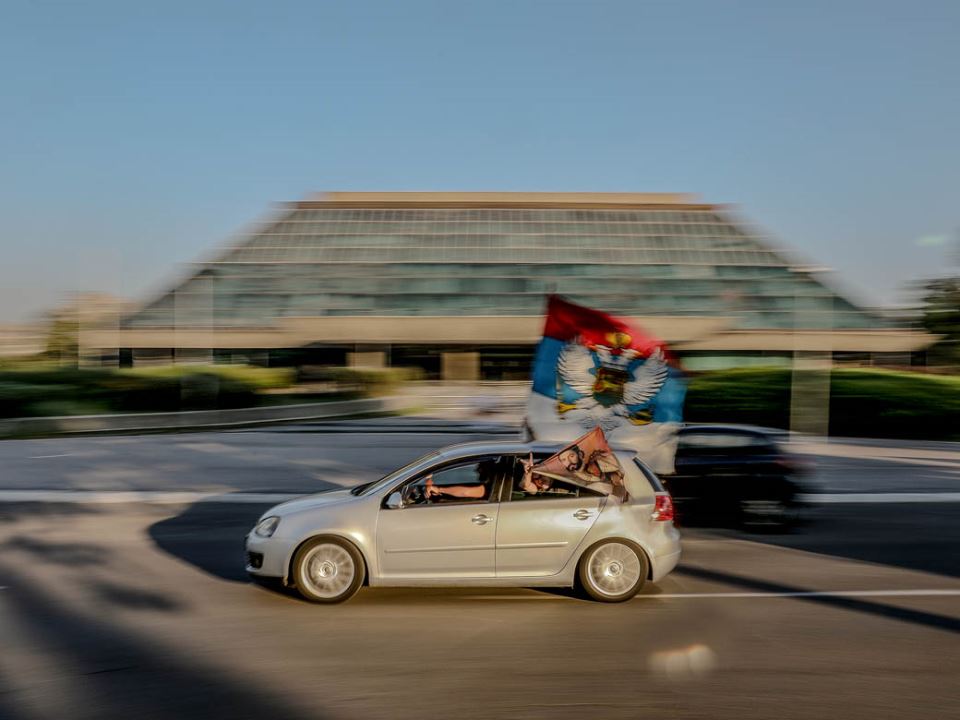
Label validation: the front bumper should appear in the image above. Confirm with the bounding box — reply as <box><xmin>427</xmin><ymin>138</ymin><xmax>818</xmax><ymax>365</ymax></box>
<box><xmin>245</xmin><ymin>533</ymin><xmax>295</xmax><ymax>579</ymax></box>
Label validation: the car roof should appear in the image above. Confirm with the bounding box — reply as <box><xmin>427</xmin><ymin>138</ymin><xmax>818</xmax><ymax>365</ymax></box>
<box><xmin>435</xmin><ymin>440</ymin><xmax>642</xmax><ymax>461</ymax></box>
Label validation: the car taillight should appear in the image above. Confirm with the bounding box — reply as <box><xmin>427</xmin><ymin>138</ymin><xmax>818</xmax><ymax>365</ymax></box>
<box><xmin>652</xmin><ymin>493</ymin><xmax>674</xmax><ymax>522</ymax></box>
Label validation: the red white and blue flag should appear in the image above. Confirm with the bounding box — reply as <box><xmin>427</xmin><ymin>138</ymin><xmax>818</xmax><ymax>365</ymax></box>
<box><xmin>525</xmin><ymin>295</ymin><xmax>686</xmax><ymax>473</ymax></box>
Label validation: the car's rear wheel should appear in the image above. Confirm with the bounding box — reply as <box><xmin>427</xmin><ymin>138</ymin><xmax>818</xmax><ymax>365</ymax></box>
<box><xmin>291</xmin><ymin>537</ymin><xmax>364</xmax><ymax>603</ymax></box>
<box><xmin>577</xmin><ymin>540</ymin><xmax>647</xmax><ymax>602</ymax></box>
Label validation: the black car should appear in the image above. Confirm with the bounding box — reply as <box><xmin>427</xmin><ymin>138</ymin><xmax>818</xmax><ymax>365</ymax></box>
<box><xmin>661</xmin><ymin>424</ymin><xmax>809</xmax><ymax>530</ymax></box>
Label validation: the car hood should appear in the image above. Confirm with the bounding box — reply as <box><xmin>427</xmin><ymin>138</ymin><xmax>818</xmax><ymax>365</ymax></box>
<box><xmin>268</xmin><ymin>488</ymin><xmax>357</xmax><ymax>516</ymax></box>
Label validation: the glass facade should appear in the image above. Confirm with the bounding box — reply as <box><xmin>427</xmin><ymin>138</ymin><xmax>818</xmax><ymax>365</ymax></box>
<box><xmin>123</xmin><ymin>204</ymin><xmax>887</xmax><ymax>332</ymax></box>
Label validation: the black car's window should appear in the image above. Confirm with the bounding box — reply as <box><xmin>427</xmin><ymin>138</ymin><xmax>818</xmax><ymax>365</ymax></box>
<box><xmin>678</xmin><ymin>432</ymin><xmax>774</xmax><ymax>452</ymax></box>
<box><xmin>679</xmin><ymin>432</ymin><xmax>770</xmax><ymax>448</ymax></box>
<box><xmin>399</xmin><ymin>458</ymin><xmax>503</xmax><ymax>507</ymax></box>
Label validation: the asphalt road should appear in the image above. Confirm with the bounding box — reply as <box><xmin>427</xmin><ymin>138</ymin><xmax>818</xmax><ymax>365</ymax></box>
<box><xmin>2</xmin><ymin>416</ymin><xmax>959</xmax><ymax>495</ymax></box>
<box><xmin>1</xmin><ymin>419</ymin><xmax>959</xmax><ymax>719</ymax></box>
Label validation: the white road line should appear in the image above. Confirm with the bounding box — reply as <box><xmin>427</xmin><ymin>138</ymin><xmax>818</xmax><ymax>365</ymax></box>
<box><xmin>444</xmin><ymin>589</ymin><xmax>960</xmax><ymax>602</ymax></box>
<box><xmin>27</xmin><ymin>454</ymin><xmax>74</xmax><ymax>459</ymax></box>
<box><xmin>637</xmin><ymin>589</ymin><xmax>960</xmax><ymax>599</ymax></box>
<box><xmin>800</xmin><ymin>492</ymin><xmax>960</xmax><ymax>503</ymax></box>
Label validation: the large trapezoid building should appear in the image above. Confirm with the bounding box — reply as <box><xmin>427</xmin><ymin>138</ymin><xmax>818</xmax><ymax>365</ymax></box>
<box><xmin>95</xmin><ymin>192</ymin><xmax>933</xmax><ymax>378</ymax></box>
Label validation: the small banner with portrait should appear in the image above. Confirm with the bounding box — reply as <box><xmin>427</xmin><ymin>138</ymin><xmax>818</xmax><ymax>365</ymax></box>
<box><xmin>530</xmin><ymin>427</ymin><xmax>628</xmax><ymax>500</ymax></box>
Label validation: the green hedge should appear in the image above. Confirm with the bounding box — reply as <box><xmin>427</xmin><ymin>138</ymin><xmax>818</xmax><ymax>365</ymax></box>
<box><xmin>297</xmin><ymin>366</ymin><xmax>424</xmax><ymax>397</ymax></box>
<box><xmin>0</xmin><ymin>365</ymin><xmax>296</xmax><ymax>417</ymax></box>
<box><xmin>686</xmin><ymin>367</ymin><xmax>960</xmax><ymax>440</ymax></box>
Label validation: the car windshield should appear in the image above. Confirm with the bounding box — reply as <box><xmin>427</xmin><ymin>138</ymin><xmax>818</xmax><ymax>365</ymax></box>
<box><xmin>354</xmin><ymin>450</ymin><xmax>442</xmax><ymax>496</ymax></box>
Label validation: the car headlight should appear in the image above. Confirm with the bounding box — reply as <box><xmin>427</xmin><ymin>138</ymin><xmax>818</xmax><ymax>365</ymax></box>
<box><xmin>254</xmin><ymin>516</ymin><xmax>280</xmax><ymax>538</ymax></box>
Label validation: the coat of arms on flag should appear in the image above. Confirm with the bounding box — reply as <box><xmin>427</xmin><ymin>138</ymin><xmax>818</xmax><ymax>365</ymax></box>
<box><xmin>525</xmin><ymin>295</ymin><xmax>686</xmax><ymax>473</ymax></box>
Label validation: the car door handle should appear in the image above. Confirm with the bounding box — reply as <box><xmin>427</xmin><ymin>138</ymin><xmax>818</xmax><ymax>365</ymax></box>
<box><xmin>471</xmin><ymin>514</ymin><xmax>491</xmax><ymax>525</ymax></box>
<box><xmin>573</xmin><ymin>509</ymin><xmax>594</xmax><ymax>521</ymax></box>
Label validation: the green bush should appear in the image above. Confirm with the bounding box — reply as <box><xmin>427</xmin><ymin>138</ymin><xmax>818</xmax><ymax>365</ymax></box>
<box><xmin>0</xmin><ymin>364</ymin><xmax>296</xmax><ymax>417</ymax></box>
<box><xmin>685</xmin><ymin>368</ymin><xmax>793</xmax><ymax>428</ymax></box>
<box><xmin>298</xmin><ymin>366</ymin><xmax>422</xmax><ymax>396</ymax></box>
<box><xmin>0</xmin><ymin>381</ymin><xmax>71</xmax><ymax>417</ymax></box>
<box><xmin>685</xmin><ymin>367</ymin><xmax>960</xmax><ymax>440</ymax></box>
<box><xmin>829</xmin><ymin>369</ymin><xmax>960</xmax><ymax>439</ymax></box>
<box><xmin>120</xmin><ymin>364</ymin><xmax>295</xmax><ymax>390</ymax></box>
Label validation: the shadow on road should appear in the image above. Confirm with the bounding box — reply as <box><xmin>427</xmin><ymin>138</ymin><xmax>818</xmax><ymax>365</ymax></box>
<box><xmin>0</xmin><ymin>502</ymin><xmax>101</xmax><ymax>524</ymax></box>
<box><xmin>148</xmin><ymin>500</ymin><xmax>276</xmax><ymax>582</ymax></box>
<box><xmin>3</xmin><ymin>536</ymin><xmax>112</xmax><ymax>566</ymax></box>
<box><xmin>89</xmin><ymin>580</ymin><xmax>186</xmax><ymax>612</ymax></box>
<box><xmin>0</xmin><ymin>564</ymin><xmax>329</xmax><ymax>720</ymax></box>
<box><xmin>740</xmin><ymin>503</ymin><xmax>960</xmax><ymax>579</ymax></box>
<box><xmin>676</xmin><ymin>564</ymin><xmax>960</xmax><ymax>635</ymax></box>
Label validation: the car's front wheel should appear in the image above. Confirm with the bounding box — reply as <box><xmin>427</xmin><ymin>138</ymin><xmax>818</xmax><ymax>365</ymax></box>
<box><xmin>577</xmin><ymin>540</ymin><xmax>648</xmax><ymax>602</ymax></box>
<box><xmin>291</xmin><ymin>536</ymin><xmax>365</xmax><ymax>603</ymax></box>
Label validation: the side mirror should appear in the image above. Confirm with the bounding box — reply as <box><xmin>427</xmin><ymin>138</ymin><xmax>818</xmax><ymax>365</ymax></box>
<box><xmin>385</xmin><ymin>491</ymin><xmax>404</xmax><ymax>509</ymax></box>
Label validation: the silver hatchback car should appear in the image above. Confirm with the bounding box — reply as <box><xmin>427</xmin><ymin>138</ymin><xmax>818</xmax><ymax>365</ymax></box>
<box><xmin>246</xmin><ymin>441</ymin><xmax>681</xmax><ymax>603</ymax></box>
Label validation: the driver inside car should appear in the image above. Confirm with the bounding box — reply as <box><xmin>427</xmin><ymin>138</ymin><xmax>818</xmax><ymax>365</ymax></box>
<box><xmin>422</xmin><ymin>460</ymin><xmax>498</xmax><ymax>502</ymax></box>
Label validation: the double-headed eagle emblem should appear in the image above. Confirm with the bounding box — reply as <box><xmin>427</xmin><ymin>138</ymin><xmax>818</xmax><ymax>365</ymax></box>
<box><xmin>557</xmin><ymin>332</ymin><xmax>668</xmax><ymax>430</ymax></box>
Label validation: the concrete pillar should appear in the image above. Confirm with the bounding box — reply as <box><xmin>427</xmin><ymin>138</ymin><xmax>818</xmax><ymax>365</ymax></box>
<box><xmin>790</xmin><ymin>350</ymin><xmax>832</xmax><ymax>436</ymax></box>
<box><xmin>132</xmin><ymin>349</ymin><xmax>176</xmax><ymax>367</ymax></box>
<box><xmin>348</xmin><ymin>351</ymin><xmax>386</xmax><ymax>369</ymax></box>
<box><xmin>441</xmin><ymin>351</ymin><xmax>480</xmax><ymax>381</ymax></box>
<box><xmin>173</xmin><ymin>273</ymin><xmax>213</xmax><ymax>365</ymax></box>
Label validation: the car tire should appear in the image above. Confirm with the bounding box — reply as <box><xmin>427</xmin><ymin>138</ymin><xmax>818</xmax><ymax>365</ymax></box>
<box><xmin>291</xmin><ymin>536</ymin><xmax>365</xmax><ymax>603</ymax></box>
<box><xmin>577</xmin><ymin>539</ymin><xmax>648</xmax><ymax>603</ymax></box>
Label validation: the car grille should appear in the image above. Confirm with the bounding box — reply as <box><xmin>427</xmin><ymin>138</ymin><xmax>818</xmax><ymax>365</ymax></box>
<box><xmin>246</xmin><ymin>551</ymin><xmax>263</xmax><ymax>569</ymax></box>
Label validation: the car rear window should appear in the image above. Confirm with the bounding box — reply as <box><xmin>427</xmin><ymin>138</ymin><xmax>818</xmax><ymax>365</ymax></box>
<box><xmin>631</xmin><ymin>458</ymin><xmax>665</xmax><ymax>493</ymax></box>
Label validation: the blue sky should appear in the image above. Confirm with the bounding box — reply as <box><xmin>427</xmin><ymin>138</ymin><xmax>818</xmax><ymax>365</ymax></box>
<box><xmin>1</xmin><ymin>0</ymin><xmax>958</xmax><ymax>321</ymax></box>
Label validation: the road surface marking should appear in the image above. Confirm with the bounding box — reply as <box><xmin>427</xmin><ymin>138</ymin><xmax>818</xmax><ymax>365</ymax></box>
<box><xmin>793</xmin><ymin>442</ymin><xmax>960</xmax><ymax>465</ymax></box>
<box><xmin>637</xmin><ymin>589</ymin><xmax>960</xmax><ymax>599</ymax></box>
<box><xmin>800</xmin><ymin>492</ymin><xmax>960</xmax><ymax>503</ymax></box>
<box><xmin>27</xmin><ymin>454</ymin><xmax>74</xmax><ymax>459</ymax></box>
<box><xmin>457</xmin><ymin>589</ymin><xmax>960</xmax><ymax>602</ymax></box>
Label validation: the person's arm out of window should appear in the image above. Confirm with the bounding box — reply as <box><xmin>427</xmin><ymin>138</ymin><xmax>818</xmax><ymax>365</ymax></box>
<box><xmin>425</xmin><ymin>476</ymin><xmax>486</xmax><ymax>499</ymax></box>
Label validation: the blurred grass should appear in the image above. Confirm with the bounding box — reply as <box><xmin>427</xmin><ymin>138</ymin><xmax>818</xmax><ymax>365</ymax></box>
<box><xmin>0</xmin><ymin>365</ymin><xmax>296</xmax><ymax>417</ymax></box>
<box><xmin>0</xmin><ymin>365</ymin><xmax>423</xmax><ymax>418</ymax></box>
<box><xmin>686</xmin><ymin>367</ymin><xmax>960</xmax><ymax>439</ymax></box>
<box><xmin>296</xmin><ymin>366</ymin><xmax>425</xmax><ymax>398</ymax></box>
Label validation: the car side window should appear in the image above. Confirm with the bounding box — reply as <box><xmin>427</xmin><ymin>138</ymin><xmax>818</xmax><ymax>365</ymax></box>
<box><xmin>505</xmin><ymin>455</ymin><xmax>605</xmax><ymax>501</ymax></box>
<box><xmin>400</xmin><ymin>459</ymin><xmax>499</xmax><ymax>507</ymax></box>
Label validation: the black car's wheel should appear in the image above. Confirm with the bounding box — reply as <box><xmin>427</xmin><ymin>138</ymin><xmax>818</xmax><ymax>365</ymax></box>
<box><xmin>291</xmin><ymin>536</ymin><xmax>365</xmax><ymax>603</ymax></box>
<box><xmin>577</xmin><ymin>540</ymin><xmax>648</xmax><ymax>602</ymax></box>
